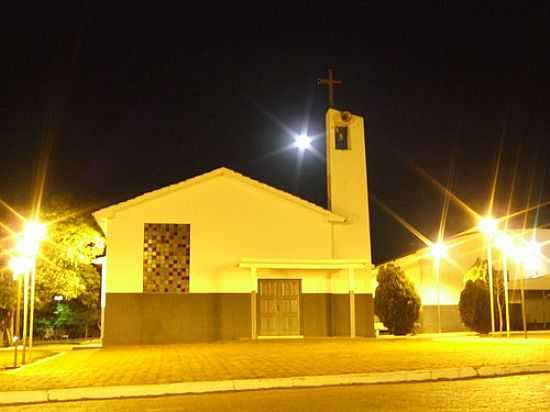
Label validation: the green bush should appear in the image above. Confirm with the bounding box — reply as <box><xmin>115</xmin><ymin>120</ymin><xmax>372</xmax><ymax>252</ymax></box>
<box><xmin>374</xmin><ymin>264</ymin><xmax>421</xmax><ymax>335</ymax></box>
<box><xmin>459</xmin><ymin>279</ymin><xmax>491</xmax><ymax>333</ymax></box>
<box><xmin>459</xmin><ymin>258</ymin><xmax>503</xmax><ymax>334</ymax></box>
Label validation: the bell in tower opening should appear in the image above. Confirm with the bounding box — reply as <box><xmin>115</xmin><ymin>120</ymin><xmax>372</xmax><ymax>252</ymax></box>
<box><xmin>335</xmin><ymin>126</ymin><xmax>349</xmax><ymax>150</ymax></box>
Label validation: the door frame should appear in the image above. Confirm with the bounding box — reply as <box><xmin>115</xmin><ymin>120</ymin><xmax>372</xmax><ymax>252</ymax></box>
<box><xmin>257</xmin><ymin>278</ymin><xmax>303</xmax><ymax>338</ymax></box>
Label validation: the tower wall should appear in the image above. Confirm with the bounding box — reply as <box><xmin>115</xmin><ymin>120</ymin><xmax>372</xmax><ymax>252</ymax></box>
<box><xmin>325</xmin><ymin>109</ymin><xmax>371</xmax><ymax>261</ymax></box>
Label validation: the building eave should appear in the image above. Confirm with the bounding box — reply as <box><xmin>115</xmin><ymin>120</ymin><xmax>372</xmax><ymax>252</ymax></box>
<box><xmin>92</xmin><ymin>167</ymin><xmax>345</xmax><ymax>225</ymax></box>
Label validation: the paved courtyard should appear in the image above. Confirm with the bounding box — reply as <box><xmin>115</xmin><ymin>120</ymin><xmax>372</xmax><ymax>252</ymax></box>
<box><xmin>0</xmin><ymin>335</ymin><xmax>549</xmax><ymax>391</ymax></box>
<box><xmin>0</xmin><ymin>347</ymin><xmax>56</xmax><ymax>370</ymax></box>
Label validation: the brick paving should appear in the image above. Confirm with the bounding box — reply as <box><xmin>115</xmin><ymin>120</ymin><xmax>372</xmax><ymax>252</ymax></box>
<box><xmin>0</xmin><ymin>348</ymin><xmax>55</xmax><ymax>370</ymax></box>
<box><xmin>0</xmin><ymin>335</ymin><xmax>549</xmax><ymax>391</ymax></box>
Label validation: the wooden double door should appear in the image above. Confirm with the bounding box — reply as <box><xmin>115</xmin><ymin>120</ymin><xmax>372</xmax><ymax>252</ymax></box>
<box><xmin>258</xmin><ymin>279</ymin><xmax>301</xmax><ymax>336</ymax></box>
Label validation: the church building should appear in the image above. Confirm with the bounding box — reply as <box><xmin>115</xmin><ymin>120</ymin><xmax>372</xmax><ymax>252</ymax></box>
<box><xmin>93</xmin><ymin>109</ymin><xmax>375</xmax><ymax>344</ymax></box>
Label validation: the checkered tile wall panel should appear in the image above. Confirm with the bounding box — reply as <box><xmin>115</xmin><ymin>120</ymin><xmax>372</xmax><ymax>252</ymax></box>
<box><xmin>143</xmin><ymin>223</ymin><xmax>190</xmax><ymax>293</ymax></box>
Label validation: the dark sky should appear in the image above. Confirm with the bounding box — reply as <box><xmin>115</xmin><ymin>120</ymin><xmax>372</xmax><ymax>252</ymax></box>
<box><xmin>2</xmin><ymin>3</ymin><xmax>549</xmax><ymax>263</ymax></box>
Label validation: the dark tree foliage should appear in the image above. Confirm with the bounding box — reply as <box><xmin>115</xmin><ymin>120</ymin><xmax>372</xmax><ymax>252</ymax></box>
<box><xmin>458</xmin><ymin>258</ymin><xmax>504</xmax><ymax>334</ymax></box>
<box><xmin>459</xmin><ymin>279</ymin><xmax>491</xmax><ymax>333</ymax></box>
<box><xmin>374</xmin><ymin>264</ymin><xmax>421</xmax><ymax>335</ymax></box>
<box><xmin>0</xmin><ymin>272</ymin><xmax>16</xmax><ymax>346</ymax></box>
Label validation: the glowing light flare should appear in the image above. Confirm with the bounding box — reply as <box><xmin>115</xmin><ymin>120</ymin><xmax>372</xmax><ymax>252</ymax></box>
<box><xmin>429</xmin><ymin>241</ymin><xmax>448</xmax><ymax>259</ymax></box>
<box><xmin>495</xmin><ymin>232</ymin><xmax>514</xmax><ymax>254</ymax></box>
<box><xmin>294</xmin><ymin>133</ymin><xmax>312</xmax><ymax>151</ymax></box>
<box><xmin>16</xmin><ymin>221</ymin><xmax>47</xmax><ymax>258</ymax></box>
<box><xmin>419</xmin><ymin>284</ymin><xmax>455</xmax><ymax>306</ymax></box>
<box><xmin>24</xmin><ymin>222</ymin><xmax>47</xmax><ymax>242</ymax></box>
<box><xmin>9</xmin><ymin>256</ymin><xmax>32</xmax><ymax>277</ymax></box>
<box><xmin>408</xmin><ymin>161</ymin><xmax>481</xmax><ymax>221</ymax></box>
<box><xmin>520</xmin><ymin>240</ymin><xmax>542</xmax><ymax>274</ymax></box>
<box><xmin>478</xmin><ymin>217</ymin><xmax>498</xmax><ymax>237</ymax></box>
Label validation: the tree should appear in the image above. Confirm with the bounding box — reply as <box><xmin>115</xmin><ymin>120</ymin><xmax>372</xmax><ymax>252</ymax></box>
<box><xmin>459</xmin><ymin>258</ymin><xmax>504</xmax><ymax>334</ymax></box>
<box><xmin>374</xmin><ymin>264</ymin><xmax>421</xmax><ymax>335</ymax></box>
<box><xmin>0</xmin><ymin>196</ymin><xmax>104</xmax><ymax>341</ymax></box>
<box><xmin>35</xmin><ymin>197</ymin><xmax>104</xmax><ymax>311</ymax></box>
<box><xmin>33</xmin><ymin>197</ymin><xmax>104</xmax><ymax>337</ymax></box>
<box><xmin>0</xmin><ymin>272</ymin><xmax>16</xmax><ymax>346</ymax></box>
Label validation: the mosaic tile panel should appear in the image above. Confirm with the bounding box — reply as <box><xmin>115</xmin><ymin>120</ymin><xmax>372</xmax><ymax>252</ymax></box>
<box><xmin>143</xmin><ymin>223</ymin><xmax>190</xmax><ymax>293</ymax></box>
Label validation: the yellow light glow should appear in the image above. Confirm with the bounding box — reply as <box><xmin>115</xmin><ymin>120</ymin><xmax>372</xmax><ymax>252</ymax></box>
<box><xmin>16</xmin><ymin>221</ymin><xmax>47</xmax><ymax>258</ymax></box>
<box><xmin>521</xmin><ymin>240</ymin><xmax>542</xmax><ymax>274</ymax></box>
<box><xmin>24</xmin><ymin>221</ymin><xmax>47</xmax><ymax>242</ymax></box>
<box><xmin>9</xmin><ymin>256</ymin><xmax>32</xmax><ymax>277</ymax></box>
<box><xmin>419</xmin><ymin>284</ymin><xmax>456</xmax><ymax>305</ymax></box>
<box><xmin>495</xmin><ymin>232</ymin><xmax>514</xmax><ymax>254</ymax></box>
<box><xmin>429</xmin><ymin>241</ymin><xmax>448</xmax><ymax>259</ymax></box>
<box><xmin>294</xmin><ymin>134</ymin><xmax>312</xmax><ymax>151</ymax></box>
<box><xmin>478</xmin><ymin>217</ymin><xmax>498</xmax><ymax>237</ymax></box>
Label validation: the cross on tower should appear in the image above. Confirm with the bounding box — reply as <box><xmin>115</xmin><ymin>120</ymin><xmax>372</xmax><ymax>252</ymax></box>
<box><xmin>318</xmin><ymin>69</ymin><xmax>342</xmax><ymax>108</ymax></box>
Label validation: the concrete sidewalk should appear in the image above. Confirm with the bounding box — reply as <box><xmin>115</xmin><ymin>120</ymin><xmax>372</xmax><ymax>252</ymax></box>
<box><xmin>3</xmin><ymin>362</ymin><xmax>550</xmax><ymax>405</ymax></box>
<box><xmin>0</xmin><ymin>334</ymin><xmax>549</xmax><ymax>405</ymax></box>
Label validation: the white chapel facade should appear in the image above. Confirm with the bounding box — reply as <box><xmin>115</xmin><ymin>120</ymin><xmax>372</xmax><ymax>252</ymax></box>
<box><xmin>94</xmin><ymin>109</ymin><xmax>375</xmax><ymax>344</ymax></box>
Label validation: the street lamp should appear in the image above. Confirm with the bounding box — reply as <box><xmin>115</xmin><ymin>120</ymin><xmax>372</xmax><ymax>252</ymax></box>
<box><xmin>13</xmin><ymin>221</ymin><xmax>46</xmax><ymax>364</ymax></box>
<box><xmin>429</xmin><ymin>241</ymin><xmax>447</xmax><ymax>334</ymax></box>
<box><xmin>8</xmin><ymin>256</ymin><xmax>31</xmax><ymax>368</ymax></box>
<box><xmin>294</xmin><ymin>133</ymin><xmax>312</xmax><ymax>151</ymax></box>
<box><xmin>478</xmin><ymin>217</ymin><xmax>498</xmax><ymax>334</ymax></box>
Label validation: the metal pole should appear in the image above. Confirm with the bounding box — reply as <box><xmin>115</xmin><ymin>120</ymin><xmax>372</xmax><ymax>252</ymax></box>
<box><xmin>502</xmin><ymin>256</ymin><xmax>511</xmax><ymax>337</ymax></box>
<box><xmin>435</xmin><ymin>257</ymin><xmax>441</xmax><ymax>333</ymax></box>
<box><xmin>487</xmin><ymin>241</ymin><xmax>495</xmax><ymax>334</ymax></box>
<box><xmin>21</xmin><ymin>271</ymin><xmax>29</xmax><ymax>364</ymax></box>
<box><xmin>13</xmin><ymin>275</ymin><xmax>22</xmax><ymax>368</ymax></box>
<box><xmin>28</xmin><ymin>260</ymin><xmax>37</xmax><ymax>361</ymax></box>
<box><xmin>520</xmin><ymin>266</ymin><xmax>527</xmax><ymax>339</ymax></box>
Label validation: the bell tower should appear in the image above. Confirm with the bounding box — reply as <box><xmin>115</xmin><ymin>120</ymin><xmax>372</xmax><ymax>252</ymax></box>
<box><xmin>326</xmin><ymin>109</ymin><xmax>371</xmax><ymax>261</ymax></box>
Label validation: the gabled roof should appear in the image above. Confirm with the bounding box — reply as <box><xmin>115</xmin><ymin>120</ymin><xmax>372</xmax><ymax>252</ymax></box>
<box><xmin>93</xmin><ymin>167</ymin><xmax>345</xmax><ymax>231</ymax></box>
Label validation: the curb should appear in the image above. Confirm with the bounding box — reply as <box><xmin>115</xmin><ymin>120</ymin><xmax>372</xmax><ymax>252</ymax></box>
<box><xmin>1</xmin><ymin>363</ymin><xmax>550</xmax><ymax>405</ymax></box>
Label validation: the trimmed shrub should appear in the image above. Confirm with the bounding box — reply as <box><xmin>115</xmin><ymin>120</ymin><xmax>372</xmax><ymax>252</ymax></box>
<box><xmin>459</xmin><ymin>258</ymin><xmax>503</xmax><ymax>334</ymax></box>
<box><xmin>459</xmin><ymin>278</ymin><xmax>491</xmax><ymax>333</ymax></box>
<box><xmin>374</xmin><ymin>264</ymin><xmax>421</xmax><ymax>335</ymax></box>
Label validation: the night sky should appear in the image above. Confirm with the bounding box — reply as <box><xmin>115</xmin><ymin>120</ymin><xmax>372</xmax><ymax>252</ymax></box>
<box><xmin>2</xmin><ymin>3</ymin><xmax>549</xmax><ymax>263</ymax></box>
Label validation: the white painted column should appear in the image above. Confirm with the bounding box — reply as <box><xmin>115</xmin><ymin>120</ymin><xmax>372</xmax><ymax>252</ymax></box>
<box><xmin>348</xmin><ymin>267</ymin><xmax>356</xmax><ymax>338</ymax></box>
<box><xmin>250</xmin><ymin>266</ymin><xmax>257</xmax><ymax>339</ymax></box>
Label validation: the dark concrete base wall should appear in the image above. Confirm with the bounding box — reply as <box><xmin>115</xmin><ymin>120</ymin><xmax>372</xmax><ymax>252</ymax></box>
<box><xmin>302</xmin><ymin>293</ymin><xmax>375</xmax><ymax>337</ymax></box>
<box><xmin>105</xmin><ymin>292</ymin><xmax>375</xmax><ymax>345</ymax></box>
<box><xmin>355</xmin><ymin>294</ymin><xmax>376</xmax><ymax>337</ymax></box>
<box><xmin>419</xmin><ymin>305</ymin><xmax>467</xmax><ymax>333</ymax></box>
<box><xmin>104</xmin><ymin>293</ymin><xmax>251</xmax><ymax>345</ymax></box>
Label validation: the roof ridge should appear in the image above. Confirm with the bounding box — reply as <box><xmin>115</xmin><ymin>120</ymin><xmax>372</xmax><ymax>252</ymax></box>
<box><xmin>93</xmin><ymin>167</ymin><xmax>345</xmax><ymax>228</ymax></box>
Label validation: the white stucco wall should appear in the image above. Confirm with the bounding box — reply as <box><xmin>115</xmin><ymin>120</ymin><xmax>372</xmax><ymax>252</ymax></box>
<box><xmin>326</xmin><ymin>109</ymin><xmax>372</xmax><ymax>261</ymax></box>
<box><xmin>101</xmin><ymin>174</ymin><xmax>373</xmax><ymax>294</ymax></box>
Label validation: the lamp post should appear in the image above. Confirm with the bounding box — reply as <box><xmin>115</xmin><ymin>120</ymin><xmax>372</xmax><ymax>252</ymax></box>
<box><xmin>430</xmin><ymin>241</ymin><xmax>447</xmax><ymax>334</ymax></box>
<box><xmin>13</xmin><ymin>273</ymin><xmax>22</xmax><ymax>367</ymax></box>
<box><xmin>11</xmin><ymin>221</ymin><xmax>46</xmax><ymax>365</ymax></box>
<box><xmin>20</xmin><ymin>222</ymin><xmax>46</xmax><ymax>362</ymax></box>
<box><xmin>8</xmin><ymin>256</ymin><xmax>31</xmax><ymax>367</ymax></box>
<box><xmin>478</xmin><ymin>217</ymin><xmax>498</xmax><ymax>334</ymax></box>
<box><xmin>495</xmin><ymin>233</ymin><xmax>513</xmax><ymax>337</ymax></box>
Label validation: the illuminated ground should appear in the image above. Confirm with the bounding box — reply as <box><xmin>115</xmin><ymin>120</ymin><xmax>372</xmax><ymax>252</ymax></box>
<box><xmin>0</xmin><ymin>335</ymin><xmax>549</xmax><ymax>392</ymax></box>
<box><xmin>0</xmin><ymin>348</ymin><xmax>56</xmax><ymax>370</ymax></box>
<box><xmin>2</xmin><ymin>373</ymin><xmax>550</xmax><ymax>411</ymax></box>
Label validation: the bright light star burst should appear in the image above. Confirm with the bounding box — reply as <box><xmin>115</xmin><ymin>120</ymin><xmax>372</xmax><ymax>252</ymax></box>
<box><xmin>294</xmin><ymin>133</ymin><xmax>312</xmax><ymax>151</ymax></box>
